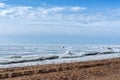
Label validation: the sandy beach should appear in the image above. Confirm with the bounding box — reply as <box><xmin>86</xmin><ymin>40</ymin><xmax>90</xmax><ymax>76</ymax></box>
<box><xmin>0</xmin><ymin>58</ymin><xmax>119</xmax><ymax>80</ymax></box>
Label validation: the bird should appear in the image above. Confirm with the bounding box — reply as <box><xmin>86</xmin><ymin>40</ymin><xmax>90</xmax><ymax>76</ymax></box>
<box><xmin>65</xmin><ymin>50</ymin><xmax>74</xmax><ymax>55</ymax></box>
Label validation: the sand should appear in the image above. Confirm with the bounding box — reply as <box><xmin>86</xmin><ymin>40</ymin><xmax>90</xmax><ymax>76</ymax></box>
<box><xmin>0</xmin><ymin>58</ymin><xmax>120</xmax><ymax>80</ymax></box>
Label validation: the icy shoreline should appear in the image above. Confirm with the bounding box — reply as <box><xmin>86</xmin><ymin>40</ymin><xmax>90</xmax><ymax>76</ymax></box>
<box><xmin>0</xmin><ymin>52</ymin><xmax>120</xmax><ymax>68</ymax></box>
<box><xmin>0</xmin><ymin>45</ymin><xmax>120</xmax><ymax>68</ymax></box>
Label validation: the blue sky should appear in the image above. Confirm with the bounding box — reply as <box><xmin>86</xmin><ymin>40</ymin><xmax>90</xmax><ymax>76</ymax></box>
<box><xmin>0</xmin><ymin>0</ymin><xmax>120</xmax><ymax>44</ymax></box>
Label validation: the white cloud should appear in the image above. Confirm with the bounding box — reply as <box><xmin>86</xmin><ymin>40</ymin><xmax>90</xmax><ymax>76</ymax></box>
<box><xmin>0</xmin><ymin>2</ymin><xmax>6</xmax><ymax>8</ymax></box>
<box><xmin>0</xmin><ymin>6</ymin><xmax>32</xmax><ymax>18</ymax></box>
<box><xmin>0</xmin><ymin>3</ymin><xmax>88</xmax><ymax>20</ymax></box>
<box><xmin>70</xmin><ymin>6</ymin><xmax>87</xmax><ymax>12</ymax></box>
<box><xmin>48</xmin><ymin>7</ymin><xmax>65</xmax><ymax>12</ymax></box>
<box><xmin>0</xmin><ymin>3</ymin><xmax>104</xmax><ymax>23</ymax></box>
<box><xmin>0</xmin><ymin>2</ymin><xmax>119</xmax><ymax>24</ymax></box>
<box><xmin>108</xmin><ymin>9</ymin><xmax>120</xmax><ymax>19</ymax></box>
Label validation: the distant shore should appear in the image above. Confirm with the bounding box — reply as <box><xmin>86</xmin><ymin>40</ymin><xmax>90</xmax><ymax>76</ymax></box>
<box><xmin>0</xmin><ymin>57</ymin><xmax>120</xmax><ymax>80</ymax></box>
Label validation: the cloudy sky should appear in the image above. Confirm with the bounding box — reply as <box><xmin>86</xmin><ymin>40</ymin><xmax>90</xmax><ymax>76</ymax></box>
<box><xmin>0</xmin><ymin>0</ymin><xmax>120</xmax><ymax>44</ymax></box>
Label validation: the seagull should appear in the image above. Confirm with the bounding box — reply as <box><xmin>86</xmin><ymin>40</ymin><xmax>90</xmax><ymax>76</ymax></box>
<box><xmin>65</xmin><ymin>50</ymin><xmax>74</xmax><ymax>55</ymax></box>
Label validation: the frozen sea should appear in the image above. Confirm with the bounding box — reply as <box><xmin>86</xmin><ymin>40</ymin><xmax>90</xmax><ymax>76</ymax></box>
<box><xmin>0</xmin><ymin>44</ymin><xmax>120</xmax><ymax>68</ymax></box>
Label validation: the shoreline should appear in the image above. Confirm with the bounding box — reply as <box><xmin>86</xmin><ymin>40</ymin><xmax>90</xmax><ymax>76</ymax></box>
<box><xmin>0</xmin><ymin>57</ymin><xmax>120</xmax><ymax>80</ymax></box>
<box><xmin>1</xmin><ymin>53</ymin><xmax>120</xmax><ymax>68</ymax></box>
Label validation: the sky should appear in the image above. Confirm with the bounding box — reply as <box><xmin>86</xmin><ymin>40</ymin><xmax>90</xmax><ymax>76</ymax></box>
<box><xmin>0</xmin><ymin>0</ymin><xmax>120</xmax><ymax>44</ymax></box>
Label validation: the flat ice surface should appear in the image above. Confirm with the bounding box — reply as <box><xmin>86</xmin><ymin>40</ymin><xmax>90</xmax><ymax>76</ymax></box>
<box><xmin>0</xmin><ymin>45</ymin><xmax>120</xmax><ymax>68</ymax></box>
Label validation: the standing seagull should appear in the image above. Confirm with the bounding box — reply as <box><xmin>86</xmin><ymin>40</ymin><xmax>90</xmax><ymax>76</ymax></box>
<box><xmin>65</xmin><ymin>50</ymin><xmax>74</xmax><ymax>55</ymax></box>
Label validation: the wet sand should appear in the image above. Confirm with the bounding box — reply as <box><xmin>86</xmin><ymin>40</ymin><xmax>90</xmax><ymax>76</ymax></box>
<box><xmin>0</xmin><ymin>58</ymin><xmax>120</xmax><ymax>80</ymax></box>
